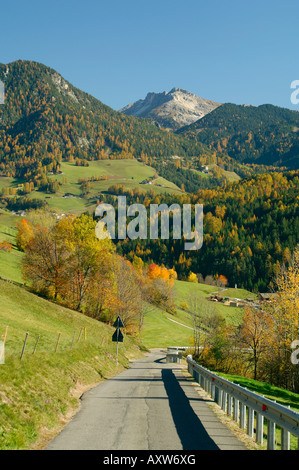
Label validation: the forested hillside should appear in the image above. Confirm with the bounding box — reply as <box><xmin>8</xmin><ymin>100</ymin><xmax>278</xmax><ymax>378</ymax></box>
<box><xmin>114</xmin><ymin>170</ymin><xmax>299</xmax><ymax>292</ymax></box>
<box><xmin>0</xmin><ymin>60</ymin><xmax>209</xmax><ymax>184</ymax></box>
<box><xmin>177</xmin><ymin>103</ymin><xmax>299</xmax><ymax>169</ymax></box>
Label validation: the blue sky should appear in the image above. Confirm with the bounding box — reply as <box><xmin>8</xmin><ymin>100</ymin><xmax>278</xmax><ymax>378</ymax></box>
<box><xmin>1</xmin><ymin>0</ymin><xmax>298</xmax><ymax>111</ymax></box>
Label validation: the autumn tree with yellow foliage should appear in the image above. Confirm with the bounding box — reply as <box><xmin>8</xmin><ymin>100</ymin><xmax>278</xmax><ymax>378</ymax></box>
<box><xmin>263</xmin><ymin>246</ymin><xmax>299</xmax><ymax>391</ymax></box>
<box><xmin>21</xmin><ymin>213</ymin><xmax>146</xmax><ymax>335</ymax></box>
<box><xmin>145</xmin><ymin>263</ymin><xmax>177</xmax><ymax>312</ymax></box>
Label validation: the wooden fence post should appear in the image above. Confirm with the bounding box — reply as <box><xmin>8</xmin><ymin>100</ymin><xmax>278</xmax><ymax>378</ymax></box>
<box><xmin>77</xmin><ymin>328</ymin><xmax>83</xmax><ymax>342</ymax></box>
<box><xmin>71</xmin><ymin>331</ymin><xmax>76</xmax><ymax>348</ymax></box>
<box><xmin>2</xmin><ymin>326</ymin><xmax>8</xmax><ymax>346</ymax></box>
<box><xmin>55</xmin><ymin>333</ymin><xmax>61</xmax><ymax>352</ymax></box>
<box><xmin>20</xmin><ymin>332</ymin><xmax>29</xmax><ymax>360</ymax></box>
<box><xmin>33</xmin><ymin>335</ymin><xmax>40</xmax><ymax>354</ymax></box>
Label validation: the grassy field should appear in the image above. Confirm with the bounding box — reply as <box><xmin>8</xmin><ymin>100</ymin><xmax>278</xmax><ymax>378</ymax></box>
<box><xmin>0</xmin><ymin>279</ymin><xmax>144</xmax><ymax>450</ymax></box>
<box><xmin>140</xmin><ymin>280</ymin><xmax>257</xmax><ymax>348</ymax></box>
<box><xmin>52</xmin><ymin>160</ymin><xmax>183</xmax><ymax>193</ymax></box>
<box><xmin>16</xmin><ymin>159</ymin><xmax>182</xmax><ymax>215</ymax></box>
<box><xmin>0</xmin><ymin>210</ymin><xmax>25</xmax><ymax>284</ymax></box>
<box><xmin>172</xmin><ymin>280</ymin><xmax>252</xmax><ymax>327</ymax></box>
<box><xmin>1</xmin><ymin>159</ymin><xmax>183</xmax><ymax>217</ymax></box>
<box><xmin>0</xmin><ymin>176</ymin><xmax>15</xmax><ymax>193</ymax></box>
<box><xmin>141</xmin><ymin>303</ymin><xmax>193</xmax><ymax>349</ymax></box>
<box><xmin>190</xmin><ymin>164</ymin><xmax>241</xmax><ymax>183</ymax></box>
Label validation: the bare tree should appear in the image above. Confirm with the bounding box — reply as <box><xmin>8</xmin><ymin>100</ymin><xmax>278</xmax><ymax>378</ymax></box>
<box><xmin>188</xmin><ymin>289</ymin><xmax>203</xmax><ymax>356</ymax></box>
<box><xmin>113</xmin><ymin>256</ymin><xmax>144</xmax><ymax>335</ymax></box>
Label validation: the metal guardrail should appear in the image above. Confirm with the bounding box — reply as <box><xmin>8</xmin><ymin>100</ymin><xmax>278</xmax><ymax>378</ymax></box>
<box><xmin>166</xmin><ymin>347</ymin><xmax>193</xmax><ymax>363</ymax></box>
<box><xmin>186</xmin><ymin>355</ymin><xmax>299</xmax><ymax>450</ymax></box>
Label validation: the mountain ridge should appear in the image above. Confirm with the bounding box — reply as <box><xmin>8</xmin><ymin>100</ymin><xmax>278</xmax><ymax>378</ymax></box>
<box><xmin>1</xmin><ymin>59</ymin><xmax>299</xmax><ymax>188</ymax></box>
<box><xmin>177</xmin><ymin>102</ymin><xmax>299</xmax><ymax>169</ymax></box>
<box><xmin>0</xmin><ymin>60</ymin><xmax>208</xmax><ymax>182</ymax></box>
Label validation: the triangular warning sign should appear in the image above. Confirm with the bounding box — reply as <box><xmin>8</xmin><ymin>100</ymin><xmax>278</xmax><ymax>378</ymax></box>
<box><xmin>113</xmin><ymin>316</ymin><xmax>125</xmax><ymax>328</ymax></box>
<box><xmin>112</xmin><ymin>328</ymin><xmax>123</xmax><ymax>343</ymax></box>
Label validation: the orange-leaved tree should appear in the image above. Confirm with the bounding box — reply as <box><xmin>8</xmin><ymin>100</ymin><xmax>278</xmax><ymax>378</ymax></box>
<box><xmin>145</xmin><ymin>263</ymin><xmax>176</xmax><ymax>312</ymax></box>
<box><xmin>16</xmin><ymin>218</ymin><xmax>34</xmax><ymax>251</ymax></box>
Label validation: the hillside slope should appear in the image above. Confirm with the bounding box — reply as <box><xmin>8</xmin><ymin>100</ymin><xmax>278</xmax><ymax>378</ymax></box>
<box><xmin>177</xmin><ymin>103</ymin><xmax>299</xmax><ymax>169</ymax></box>
<box><xmin>0</xmin><ymin>61</ymin><xmax>209</xmax><ymax>183</ymax></box>
<box><xmin>117</xmin><ymin>169</ymin><xmax>299</xmax><ymax>292</ymax></box>
<box><xmin>0</xmin><ymin>278</ymin><xmax>144</xmax><ymax>449</ymax></box>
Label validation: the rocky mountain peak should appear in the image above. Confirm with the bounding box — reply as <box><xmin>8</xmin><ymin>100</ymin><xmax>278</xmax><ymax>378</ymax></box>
<box><xmin>119</xmin><ymin>88</ymin><xmax>221</xmax><ymax>130</ymax></box>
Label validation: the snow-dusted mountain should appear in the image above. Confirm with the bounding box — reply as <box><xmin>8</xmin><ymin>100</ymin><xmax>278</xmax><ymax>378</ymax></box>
<box><xmin>119</xmin><ymin>87</ymin><xmax>221</xmax><ymax>131</ymax></box>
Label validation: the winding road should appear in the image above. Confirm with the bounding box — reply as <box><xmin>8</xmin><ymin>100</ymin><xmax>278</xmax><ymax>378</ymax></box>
<box><xmin>45</xmin><ymin>349</ymin><xmax>247</xmax><ymax>450</ymax></box>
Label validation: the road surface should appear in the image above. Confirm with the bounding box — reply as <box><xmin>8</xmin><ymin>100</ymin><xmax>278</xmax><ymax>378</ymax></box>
<box><xmin>45</xmin><ymin>349</ymin><xmax>247</xmax><ymax>450</ymax></box>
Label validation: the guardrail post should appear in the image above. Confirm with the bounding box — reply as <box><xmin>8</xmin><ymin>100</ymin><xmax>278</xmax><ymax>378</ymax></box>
<box><xmin>281</xmin><ymin>427</ymin><xmax>290</xmax><ymax>450</ymax></box>
<box><xmin>267</xmin><ymin>420</ymin><xmax>276</xmax><ymax>450</ymax></box>
<box><xmin>221</xmin><ymin>391</ymin><xmax>227</xmax><ymax>412</ymax></box>
<box><xmin>200</xmin><ymin>373</ymin><xmax>204</xmax><ymax>388</ymax></box>
<box><xmin>218</xmin><ymin>388</ymin><xmax>223</xmax><ymax>407</ymax></box>
<box><xmin>240</xmin><ymin>402</ymin><xmax>246</xmax><ymax>429</ymax></box>
<box><xmin>281</xmin><ymin>405</ymin><xmax>291</xmax><ymax>450</ymax></box>
<box><xmin>208</xmin><ymin>378</ymin><xmax>212</xmax><ymax>395</ymax></box>
<box><xmin>256</xmin><ymin>412</ymin><xmax>264</xmax><ymax>445</ymax></box>
<box><xmin>227</xmin><ymin>394</ymin><xmax>233</xmax><ymax>416</ymax></box>
<box><xmin>211</xmin><ymin>382</ymin><xmax>216</xmax><ymax>400</ymax></box>
<box><xmin>247</xmin><ymin>407</ymin><xmax>254</xmax><ymax>438</ymax></box>
<box><xmin>233</xmin><ymin>398</ymin><xmax>239</xmax><ymax>423</ymax></box>
<box><xmin>204</xmin><ymin>376</ymin><xmax>208</xmax><ymax>393</ymax></box>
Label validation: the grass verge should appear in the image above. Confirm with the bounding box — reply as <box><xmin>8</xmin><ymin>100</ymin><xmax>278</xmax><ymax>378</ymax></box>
<box><xmin>217</xmin><ymin>372</ymin><xmax>299</xmax><ymax>450</ymax></box>
<box><xmin>0</xmin><ymin>280</ymin><xmax>145</xmax><ymax>450</ymax></box>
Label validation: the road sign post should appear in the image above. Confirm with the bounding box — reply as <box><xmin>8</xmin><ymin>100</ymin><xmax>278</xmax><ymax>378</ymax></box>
<box><xmin>113</xmin><ymin>316</ymin><xmax>125</xmax><ymax>329</ymax></box>
<box><xmin>112</xmin><ymin>316</ymin><xmax>124</xmax><ymax>363</ymax></box>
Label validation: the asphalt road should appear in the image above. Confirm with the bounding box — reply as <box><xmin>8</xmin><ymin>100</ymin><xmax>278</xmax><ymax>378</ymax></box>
<box><xmin>45</xmin><ymin>349</ymin><xmax>247</xmax><ymax>450</ymax></box>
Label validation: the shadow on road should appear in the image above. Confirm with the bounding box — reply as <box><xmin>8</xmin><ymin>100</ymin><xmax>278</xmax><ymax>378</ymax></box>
<box><xmin>161</xmin><ymin>369</ymin><xmax>219</xmax><ymax>450</ymax></box>
<box><xmin>154</xmin><ymin>356</ymin><xmax>167</xmax><ymax>364</ymax></box>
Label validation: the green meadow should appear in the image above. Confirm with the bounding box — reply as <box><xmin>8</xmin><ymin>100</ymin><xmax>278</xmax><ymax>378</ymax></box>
<box><xmin>32</xmin><ymin>159</ymin><xmax>183</xmax><ymax>214</ymax></box>
<box><xmin>1</xmin><ymin>159</ymin><xmax>183</xmax><ymax>216</ymax></box>
<box><xmin>0</xmin><ymin>210</ymin><xmax>24</xmax><ymax>284</ymax></box>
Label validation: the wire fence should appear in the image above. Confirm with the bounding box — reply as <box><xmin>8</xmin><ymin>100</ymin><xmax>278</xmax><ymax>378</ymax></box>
<box><xmin>1</xmin><ymin>325</ymin><xmax>99</xmax><ymax>362</ymax></box>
